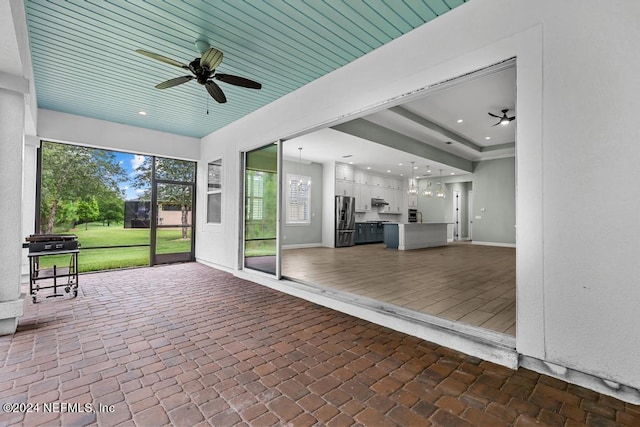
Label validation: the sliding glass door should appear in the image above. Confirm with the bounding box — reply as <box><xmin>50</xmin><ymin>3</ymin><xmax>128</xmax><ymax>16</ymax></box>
<box><xmin>243</xmin><ymin>143</ymin><xmax>280</xmax><ymax>276</ymax></box>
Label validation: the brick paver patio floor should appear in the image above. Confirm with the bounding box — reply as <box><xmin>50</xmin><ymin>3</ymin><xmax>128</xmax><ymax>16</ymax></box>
<box><xmin>1</xmin><ymin>262</ymin><xmax>638</xmax><ymax>426</ymax></box>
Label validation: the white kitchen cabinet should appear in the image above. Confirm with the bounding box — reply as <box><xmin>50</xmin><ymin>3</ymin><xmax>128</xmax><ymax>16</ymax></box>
<box><xmin>382</xmin><ymin>187</ymin><xmax>394</xmax><ymax>212</ymax></box>
<box><xmin>354</xmin><ymin>184</ymin><xmax>371</xmax><ymax>212</ymax></box>
<box><xmin>408</xmin><ymin>195</ymin><xmax>418</xmax><ymax>208</ymax></box>
<box><xmin>371</xmin><ymin>175</ymin><xmax>384</xmax><ymax>188</ymax></box>
<box><xmin>394</xmin><ymin>179</ymin><xmax>404</xmax><ymax>191</ymax></box>
<box><xmin>392</xmin><ymin>189</ymin><xmax>403</xmax><ymax>212</ymax></box>
<box><xmin>336</xmin><ymin>179</ymin><xmax>354</xmax><ymax>197</ymax></box>
<box><xmin>335</xmin><ymin>164</ymin><xmax>354</xmax><ymax>181</ymax></box>
<box><xmin>354</xmin><ymin>170</ymin><xmax>370</xmax><ymax>185</ymax></box>
<box><xmin>370</xmin><ymin>184</ymin><xmax>384</xmax><ymax>200</ymax></box>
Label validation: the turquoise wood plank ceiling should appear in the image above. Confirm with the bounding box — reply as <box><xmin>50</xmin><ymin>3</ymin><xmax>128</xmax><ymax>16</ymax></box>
<box><xmin>24</xmin><ymin>0</ymin><xmax>467</xmax><ymax>138</ymax></box>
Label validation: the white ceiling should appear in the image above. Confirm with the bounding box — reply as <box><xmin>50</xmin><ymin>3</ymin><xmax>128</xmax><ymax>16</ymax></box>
<box><xmin>283</xmin><ymin>61</ymin><xmax>516</xmax><ymax>178</ymax></box>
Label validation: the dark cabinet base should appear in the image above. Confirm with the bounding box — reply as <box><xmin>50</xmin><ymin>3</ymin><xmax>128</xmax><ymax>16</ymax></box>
<box><xmin>355</xmin><ymin>222</ymin><xmax>385</xmax><ymax>244</ymax></box>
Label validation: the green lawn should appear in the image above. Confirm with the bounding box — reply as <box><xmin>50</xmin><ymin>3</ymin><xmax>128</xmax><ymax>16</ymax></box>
<box><xmin>38</xmin><ymin>222</ymin><xmax>190</xmax><ymax>272</ymax></box>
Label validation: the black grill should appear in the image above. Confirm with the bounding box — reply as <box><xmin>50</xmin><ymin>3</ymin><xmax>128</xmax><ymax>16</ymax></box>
<box><xmin>26</xmin><ymin>234</ymin><xmax>79</xmax><ymax>253</ymax></box>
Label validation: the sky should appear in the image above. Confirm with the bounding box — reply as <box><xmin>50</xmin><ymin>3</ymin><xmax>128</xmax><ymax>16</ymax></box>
<box><xmin>113</xmin><ymin>151</ymin><xmax>149</xmax><ymax>200</ymax></box>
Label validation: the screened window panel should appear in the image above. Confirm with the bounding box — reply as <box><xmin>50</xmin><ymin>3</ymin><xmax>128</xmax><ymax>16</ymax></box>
<box><xmin>208</xmin><ymin>160</ymin><xmax>222</xmax><ymax>190</ymax></box>
<box><xmin>207</xmin><ymin>159</ymin><xmax>222</xmax><ymax>224</ymax></box>
<box><xmin>207</xmin><ymin>193</ymin><xmax>221</xmax><ymax>223</ymax></box>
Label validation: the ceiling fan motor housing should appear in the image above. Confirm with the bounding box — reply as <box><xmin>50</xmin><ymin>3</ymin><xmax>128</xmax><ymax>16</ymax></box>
<box><xmin>189</xmin><ymin>59</ymin><xmax>212</xmax><ymax>85</ymax></box>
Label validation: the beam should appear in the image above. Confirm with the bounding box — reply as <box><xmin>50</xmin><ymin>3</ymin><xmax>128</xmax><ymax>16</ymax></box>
<box><xmin>332</xmin><ymin>119</ymin><xmax>473</xmax><ymax>172</ymax></box>
<box><xmin>389</xmin><ymin>106</ymin><xmax>483</xmax><ymax>152</ymax></box>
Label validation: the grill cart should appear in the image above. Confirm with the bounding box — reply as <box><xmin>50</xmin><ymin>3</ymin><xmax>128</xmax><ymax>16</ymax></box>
<box><xmin>26</xmin><ymin>234</ymin><xmax>79</xmax><ymax>303</ymax></box>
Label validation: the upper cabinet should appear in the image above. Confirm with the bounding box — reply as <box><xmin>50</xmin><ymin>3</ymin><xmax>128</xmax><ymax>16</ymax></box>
<box><xmin>354</xmin><ymin>170</ymin><xmax>369</xmax><ymax>185</ymax></box>
<box><xmin>370</xmin><ymin>175</ymin><xmax>384</xmax><ymax>188</ymax></box>
<box><xmin>335</xmin><ymin>163</ymin><xmax>354</xmax><ymax>197</ymax></box>
<box><xmin>335</xmin><ymin>164</ymin><xmax>354</xmax><ymax>182</ymax></box>
<box><xmin>354</xmin><ymin>184</ymin><xmax>371</xmax><ymax>212</ymax></box>
<box><xmin>334</xmin><ymin>163</ymin><xmax>407</xmax><ymax>215</ymax></box>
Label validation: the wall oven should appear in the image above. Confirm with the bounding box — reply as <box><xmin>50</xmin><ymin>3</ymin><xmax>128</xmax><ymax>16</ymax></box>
<box><xmin>408</xmin><ymin>209</ymin><xmax>417</xmax><ymax>223</ymax></box>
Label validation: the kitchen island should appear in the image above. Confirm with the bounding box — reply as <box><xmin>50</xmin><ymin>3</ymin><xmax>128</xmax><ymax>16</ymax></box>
<box><xmin>383</xmin><ymin>223</ymin><xmax>449</xmax><ymax>250</ymax></box>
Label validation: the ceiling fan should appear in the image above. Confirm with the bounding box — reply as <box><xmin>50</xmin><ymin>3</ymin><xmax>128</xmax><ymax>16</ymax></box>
<box><xmin>135</xmin><ymin>40</ymin><xmax>262</xmax><ymax>104</ymax></box>
<box><xmin>488</xmin><ymin>109</ymin><xmax>515</xmax><ymax>126</ymax></box>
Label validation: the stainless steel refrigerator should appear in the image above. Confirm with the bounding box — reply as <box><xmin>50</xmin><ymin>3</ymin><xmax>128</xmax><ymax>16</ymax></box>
<box><xmin>335</xmin><ymin>195</ymin><xmax>355</xmax><ymax>247</ymax></box>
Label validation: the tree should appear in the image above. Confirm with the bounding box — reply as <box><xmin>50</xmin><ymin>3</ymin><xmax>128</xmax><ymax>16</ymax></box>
<box><xmin>98</xmin><ymin>193</ymin><xmax>124</xmax><ymax>226</ymax></box>
<box><xmin>76</xmin><ymin>197</ymin><xmax>100</xmax><ymax>230</ymax></box>
<box><xmin>131</xmin><ymin>157</ymin><xmax>195</xmax><ymax>239</ymax></box>
<box><xmin>40</xmin><ymin>142</ymin><xmax>127</xmax><ymax>233</ymax></box>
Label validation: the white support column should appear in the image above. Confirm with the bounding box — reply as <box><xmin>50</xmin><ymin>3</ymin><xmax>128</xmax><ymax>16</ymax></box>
<box><xmin>0</xmin><ymin>87</ymin><xmax>26</xmax><ymax>335</ymax></box>
<box><xmin>22</xmin><ymin>136</ymin><xmax>39</xmax><ymax>280</ymax></box>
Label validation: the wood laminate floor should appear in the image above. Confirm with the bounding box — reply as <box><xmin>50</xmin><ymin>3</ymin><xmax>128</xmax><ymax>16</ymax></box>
<box><xmin>281</xmin><ymin>242</ymin><xmax>516</xmax><ymax>336</ymax></box>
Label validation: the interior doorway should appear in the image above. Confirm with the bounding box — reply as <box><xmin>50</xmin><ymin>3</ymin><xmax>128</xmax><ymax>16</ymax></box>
<box><xmin>468</xmin><ymin>190</ymin><xmax>474</xmax><ymax>241</ymax></box>
<box><xmin>453</xmin><ymin>190</ymin><xmax>461</xmax><ymax>241</ymax></box>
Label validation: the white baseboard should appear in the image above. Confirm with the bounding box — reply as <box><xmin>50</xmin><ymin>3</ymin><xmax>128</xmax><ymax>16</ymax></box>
<box><xmin>282</xmin><ymin>243</ymin><xmax>323</xmax><ymax>250</ymax></box>
<box><xmin>472</xmin><ymin>241</ymin><xmax>516</xmax><ymax>248</ymax></box>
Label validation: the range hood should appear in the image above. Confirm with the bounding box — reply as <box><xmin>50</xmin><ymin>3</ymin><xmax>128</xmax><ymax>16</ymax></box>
<box><xmin>371</xmin><ymin>198</ymin><xmax>389</xmax><ymax>206</ymax></box>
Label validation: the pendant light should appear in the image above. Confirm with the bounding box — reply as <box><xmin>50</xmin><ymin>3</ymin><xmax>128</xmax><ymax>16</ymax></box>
<box><xmin>290</xmin><ymin>147</ymin><xmax>310</xmax><ymax>188</ymax></box>
<box><xmin>436</xmin><ymin>169</ymin><xmax>447</xmax><ymax>198</ymax></box>
<box><xmin>422</xmin><ymin>165</ymin><xmax>433</xmax><ymax>197</ymax></box>
<box><xmin>422</xmin><ymin>181</ymin><xmax>433</xmax><ymax>198</ymax></box>
<box><xmin>407</xmin><ymin>161</ymin><xmax>418</xmax><ymax>195</ymax></box>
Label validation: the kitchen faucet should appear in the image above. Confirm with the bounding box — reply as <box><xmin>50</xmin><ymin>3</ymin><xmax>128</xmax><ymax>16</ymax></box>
<box><xmin>417</xmin><ymin>211</ymin><xmax>423</xmax><ymax>223</ymax></box>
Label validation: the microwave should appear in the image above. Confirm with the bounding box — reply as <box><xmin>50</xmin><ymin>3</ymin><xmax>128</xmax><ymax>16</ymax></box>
<box><xmin>408</xmin><ymin>209</ymin><xmax>417</xmax><ymax>223</ymax></box>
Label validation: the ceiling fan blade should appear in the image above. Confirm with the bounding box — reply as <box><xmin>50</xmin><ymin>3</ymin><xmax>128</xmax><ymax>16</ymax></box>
<box><xmin>488</xmin><ymin>112</ymin><xmax>501</xmax><ymax>118</ymax></box>
<box><xmin>205</xmin><ymin>81</ymin><xmax>227</xmax><ymax>103</ymax></box>
<box><xmin>492</xmin><ymin>122</ymin><xmax>500</xmax><ymax>127</ymax></box>
<box><xmin>508</xmin><ymin>116</ymin><xmax>516</xmax><ymax>121</ymax></box>
<box><xmin>155</xmin><ymin>75</ymin><xmax>194</xmax><ymax>89</ymax></box>
<box><xmin>200</xmin><ymin>47</ymin><xmax>224</xmax><ymax>70</ymax></box>
<box><xmin>136</xmin><ymin>49</ymin><xmax>189</xmax><ymax>69</ymax></box>
<box><xmin>214</xmin><ymin>73</ymin><xmax>262</xmax><ymax>89</ymax></box>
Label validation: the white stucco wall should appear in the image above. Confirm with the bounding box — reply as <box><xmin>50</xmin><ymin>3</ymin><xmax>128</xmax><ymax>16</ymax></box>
<box><xmin>198</xmin><ymin>0</ymin><xmax>640</xmax><ymax>391</ymax></box>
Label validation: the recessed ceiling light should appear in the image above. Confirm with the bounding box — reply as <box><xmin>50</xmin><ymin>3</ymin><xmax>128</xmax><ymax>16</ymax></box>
<box><xmin>398</xmin><ymin>163</ymin><xmax>403</xmax><ymax>166</ymax></box>
<box><xmin>387</xmin><ymin>170</ymin><xmax>391</xmax><ymax>173</ymax></box>
<box><xmin>366</xmin><ymin>166</ymin><xmax>371</xmax><ymax>170</ymax></box>
<box><xmin>349</xmin><ymin>161</ymin><xmax>354</xmax><ymax>165</ymax></box>
<box><xmin>400</xmin><ymin>173</ymin><xmax>404</xmax><ymax>177</ymax></box>
<box><xmin>138</xmin><ymin>111</ymin><xmax>147</xmax><ymax>116</ymax></box>
<box><xmin>457</xmin><ymin>119</ymin><xmax>463</xmax><ymax>123</ymax></box>
<box><xmin>485</xmin><ymin>136</ymin><xmax>491</xmax><ymax>140</ymax></box>
<box><xmin>413</xmin><ymin>166</ymin><xmax>418</xmax><ymax>170</ymax></box>
<box><xmin>450</xmin><ymin>172</ymin><xmax>455</xmax><ymax>175</ymax></box>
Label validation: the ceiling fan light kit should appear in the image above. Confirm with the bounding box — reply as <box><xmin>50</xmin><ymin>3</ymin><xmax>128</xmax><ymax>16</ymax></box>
<box><xmin>488</xmin><ymin>109</ymin><xmax>515</xmax><ymax>127</ymax></box>
<box><xmin>136</xmin><ymin>41</ymin><xmax>262</xmax><ymax>104</ymax></box>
